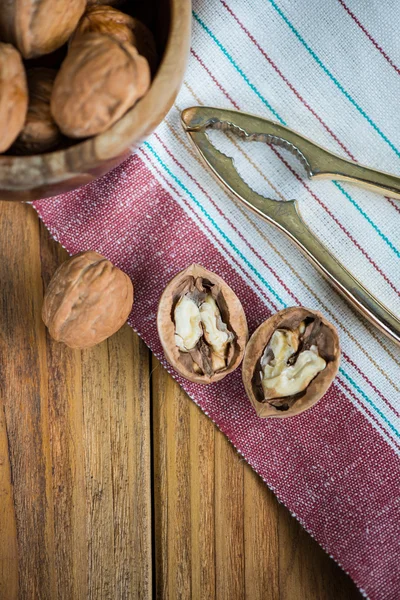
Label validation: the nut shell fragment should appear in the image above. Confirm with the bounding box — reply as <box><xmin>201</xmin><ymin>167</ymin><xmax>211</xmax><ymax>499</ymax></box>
<box><xmin>157</xmin><ymin>264</ymin><xmax>248</xmax><ymax>384</ymax></box>
<box><xmin>14</xmin><ymin>68</ymin><xmax>61</xmax><ymax>155</ymax></box>
<box><xmin>242</xmin><ymin>307</ymin><xmax>340</xmax><ymax>418</ymax></box>
<box><xmin>42</xmin><ymin>251</ymin><xmax>134</xmax><ymax>349</ymax></box>
<box><xmin>0</xmin><ymin>43</ymin><xmax>28</xmax><ymax>153</ymax></box>
<box><xmin>0</xmin><ymin>0</ymin><xmax>86</xmax><ymax>59</ymax></box>
<box><xmin>51</xmin><ymin>33</ymin><xmax>151</xmax><ymax>138</ymax></box>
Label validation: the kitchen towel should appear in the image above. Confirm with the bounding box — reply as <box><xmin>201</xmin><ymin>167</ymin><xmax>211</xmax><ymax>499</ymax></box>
<box><xmin>34</xmin><ymin>1</ymin><xmax>400</xmax><ymax>598</ymax></box>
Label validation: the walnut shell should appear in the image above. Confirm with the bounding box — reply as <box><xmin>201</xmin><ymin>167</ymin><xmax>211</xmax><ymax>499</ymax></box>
<box><xmin>51</xmin><ymin>33</ymin><xmax>150</xmax><ymax>138</ymax></box>
<box><xmin>42</xmin><ymin>251</ymin><xmax>134</xmax><ymax>349</ymax></box>
<box><xmin>242</xmin><ymin>307</ymin><xmax>340</xmax><ymax>418</ymax></box>
<box><xmin>13</xmin><ymin>68</ymin><xmax>61</xmax><ymax>155</ymax></box>
<box><xmin>0</xmin><ymin>43</ymin><xmax>28</xmax><ymax>153</ymax></box>
<box><xmin>87</xmin><ymin>0</ymin><xmax>124</xmax><ymax>5</ymax></box>
<box><xmin>71</xmin><ymin>6</ymin><xmax>136</xmax><ymax>46</ymax></box>
<box><xmin>157</xmin><ymin>264</ymin><xmax>248</xmax><ymax>384</ymax></box>
<box><xmin>0</xmin><ymin>0</ymin><xmax>86</xmax><ymax>59</ymax></box>
<box><xmin>71</xmin><ymin>7</ymin><xmax>158</xmax><ymax>72</ymax></box>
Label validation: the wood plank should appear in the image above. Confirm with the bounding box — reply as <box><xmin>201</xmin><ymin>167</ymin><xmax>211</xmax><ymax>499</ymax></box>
<box><xmin>189</xmin><ymin>400</ymin><xmax>215</xmax><ymax>600</ymax></box>
<box><xmin>108</xmin><ymin>326</ymin><xmax>152</xmax><ymax>599</ymax></box>
<box><xmin>0</xmin><ymin>202</ymin><xmax>57</xmax><ymax>600</ymax></box>
<box><xmin>151</xmin><ymin>355</ymin><xmax>361</xmax><ymax>600</ymax></box>
<box><xmin>40</xmin><ymin>223</ymin><xmax>153</xmax><ymax>600</ymax></box>
<box><xmin>152</xmin><ymin>358</ymin><xmax>169</xmax><ymax>599</ymax></box>
<box><xmin>0</xmin><ymin>204</ymin><xmax>153</xmax><ymax>599</ymax></box>
<box><xmin>215</xmin><ymin>428</ymin><xmax>245</xmax><ymax>600</ymax></box>
<box><xmin>278</xmin><ymin>501</ymin><xmax>360</xmax><ymax>600</ymax></box>
<box><xmin>152</xmin><ymin>358</ymin><xmax>192</xmax><ymax>599</ymax></box>
<box><xmin>39</xmin><ymin>226</ymin><xmax>88</xmax><ymax>600</ymax></box>
<box><xmin>243</xmin><ymin>467</ymin><xmax>279</xmax><ymax>600</ymax></box>
<box><xmin>0</xmin><ymin>391</ymin><xmax>18</xmax><ymax>600</ymax></box>
<box><xmin>81</xmin><ymin>340</ymin><xmax>116</xmax><ymax>600</ymax></box>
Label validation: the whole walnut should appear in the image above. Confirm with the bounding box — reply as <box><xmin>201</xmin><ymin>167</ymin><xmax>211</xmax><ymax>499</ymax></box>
<box><xmin>14</xmin><ymin>68</ymin><xmax>61</xmax><ymax>155</ymax></box>
<box><xmin>51</xmin><ymin>33</ymin><xmax>151</xmax><ymax>138</ymax></box>
<box><xmin>87</xmin><ymin>0</ymin><xmax>124</xmax><ymax>5</ymax></box>
<box><xmin>42</xmin><ymin>251</ymin><xmax>134</xmax><ymax>349</ymax></box>
<box><xmin>71</xmin><ymin>5</ymin><xmax>137</xmax><ymax>46</ymax></box>
<box><xmin>0</xmin><ymin>0</ymin><xmax>86</xmax><ymax>59</ymax></box>
<box><xmin>71</xmin><ymin>6</ymin><xmax>158</xmax><ymax>72</ymax></box>
<box><xmin>0</xmin><ymin>43</ymin><xmax>28</xmax><ymax>153</ymax></box>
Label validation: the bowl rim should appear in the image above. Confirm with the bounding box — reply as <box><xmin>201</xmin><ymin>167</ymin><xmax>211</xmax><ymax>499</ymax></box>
<box><xmin>0</xmin><ymin>0</ymin><xmax>192</xmax><ymax>191</ymax></box>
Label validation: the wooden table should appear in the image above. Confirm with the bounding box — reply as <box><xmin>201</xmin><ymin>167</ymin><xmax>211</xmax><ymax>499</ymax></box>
<box><xmin>0</xmin><ymin>202</ymin><xmax>361</xmax><ymax>599</ymax></box>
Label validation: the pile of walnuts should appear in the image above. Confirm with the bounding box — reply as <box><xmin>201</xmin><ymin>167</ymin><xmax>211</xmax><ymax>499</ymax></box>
<box><xmin>0</xmin><ymin>0</ymin><xmax>156</xmax><ymax>155</ymax></box>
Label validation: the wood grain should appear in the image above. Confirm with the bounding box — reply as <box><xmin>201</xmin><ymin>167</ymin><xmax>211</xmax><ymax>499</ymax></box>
<box><xmin>39</xmin><ymin>226</ymin><xmax>87</xmax><ymax>600</ymax></box>
<box><xmin>108</xmin><ymin>327</ymin><xmax>152</xmax><ymax>599</ymax></box>
<box><xmin>278</xmin><ymin>502</ymin><xmax>359</xmax><ymax>600</ymax></box>
<box><xmin>151</xmin><ymin>358</ymin><xmax>360</xmax><ymax>600</ymax></box>
<box><xmin>215</xmin><ymin>430</ymin><xmax>245</xmax><ymax>600</ymax></box>
<box><xmin>243</xmin><ymin>468</ymin><xmax>279</xmax><ymax>600</ymax></box>
<box><xmin>0</xmin><ymin>391</ymin><xmax>18</xmax><ymax>600</ymax></box>
<box><xmin>0</xmin><ymin>202</ymin><xmax>361</xmax><ymax>599</ymax></box>
<box><xmin>0</xmin><ymin>204</ymin><xmax>152</xmax><ymax>599</ymax></box>
<box><xmin>0</xmin><ymin>202</ymin><xmax>56</xmax><ymax>600</ymax></box>
<box><xmin>152</xmin><ymin>358</ymin><xmax>192</xmax><ymax>599</ymax></box>
<box><xmin>189</xmin><ymin>400</ymin><xmax>215</xmax><ymax>600</ymax></box>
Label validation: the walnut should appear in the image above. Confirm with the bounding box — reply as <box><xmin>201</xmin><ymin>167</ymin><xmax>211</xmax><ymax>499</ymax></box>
<box><xmin>87</xmin><ymin>0</ymin><xmax>124</xmax><ymax>5</ymax></box>
<box><xmin>71</xmin><ymin>6</ymin><xmax>137</xmax><ymax>46</ymax></box>
<box><xmin>260</xmin><ymin>327</ymin><xmax>326</xmax><ymax>398</ymax></box>
<box><xmin>42</xmin><ymin>251</ymin><xmax>134</xmax><ymax>349</ymax></box>
<box><xmin>157</xmin><ymin>264</ymin><xmax>248</xmax><ymax>384</ymax></box>
<box><xmin>0</xmin><ymin>0</ymin><xmax>86</xmax><ymax>59</ymax></box>
<box><xmin>71</xmin><ymin>6</ymin><xmax>158</xmax><ymax>72</ymax></box>
<box><xmin>0</xmin><ymin>43</ymin><xmax>28</xmax><ymax>153</ymax></box>
<box><xmin>13</xmin><ymin>68</ymin><xmax>61</xmax><ymax>155</ymax></box>
<box><xmin>242</xmin><ymin>307</ymin><xmax>340</xmax><ymax>418</ymax></box>
<box><xmin>51</xmin><ymin>33</ymin><xmax>151</xmax><ymax>138</ymax></box>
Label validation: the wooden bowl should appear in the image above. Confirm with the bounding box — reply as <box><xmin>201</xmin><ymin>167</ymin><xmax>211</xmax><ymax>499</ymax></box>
<box><xmin>0</xmin><ymin>0</ymin><xmax>191</xmax><ymax>201</ymax></box>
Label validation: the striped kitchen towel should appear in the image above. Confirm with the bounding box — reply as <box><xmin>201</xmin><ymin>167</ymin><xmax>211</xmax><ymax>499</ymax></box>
<box><xmin>34</xmin><ymin>2</ymin><xmax>400</xmax><ymax>598</ymax></box>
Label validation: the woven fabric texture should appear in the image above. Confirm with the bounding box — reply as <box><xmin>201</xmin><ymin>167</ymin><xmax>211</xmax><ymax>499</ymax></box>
<box><xmin>34</xmin><ymin>2</ymin><xmax>400</xmax><ymax>598</ymax></box>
